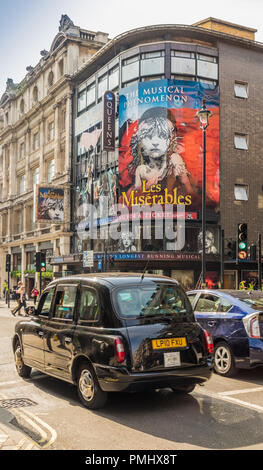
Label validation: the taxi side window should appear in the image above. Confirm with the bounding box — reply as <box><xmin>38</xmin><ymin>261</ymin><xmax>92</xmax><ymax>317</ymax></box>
<box><xmin>38</xmin><ymin>288</ymin><xmax>55</xmax><ymax>317</ymax></box>
<box><xmin>195</xmin><ymin>294</ymin><xmax>220</xmax><ymax>313</ymax></box>
<box><xmin>79</xmin><ymin>288</ymin><xmax>99</xmax><ymax>321</ymax></box>
<box><xmin>52</xmin><ymin>285</ymin><xmax>77</xmax><ymax>320</ymax></box>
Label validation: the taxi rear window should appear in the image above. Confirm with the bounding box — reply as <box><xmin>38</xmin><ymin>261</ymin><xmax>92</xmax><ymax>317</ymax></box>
<box><xmin>113</xmin><ymin>283</ymin><xmax>194</xmax><ymax>321</ymax></box>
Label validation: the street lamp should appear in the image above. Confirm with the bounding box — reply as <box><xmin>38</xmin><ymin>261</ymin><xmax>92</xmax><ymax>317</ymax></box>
<box><xmin>196</xmin><ymin>99</ymin><xmax>213</xmax><ymax>286</ymax></box>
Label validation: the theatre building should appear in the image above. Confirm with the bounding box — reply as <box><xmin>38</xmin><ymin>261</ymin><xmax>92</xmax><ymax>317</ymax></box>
<box><xmin>68</xmin><ymin>18</ymin><xmax>263</xmax><ymax>289</ymax></box>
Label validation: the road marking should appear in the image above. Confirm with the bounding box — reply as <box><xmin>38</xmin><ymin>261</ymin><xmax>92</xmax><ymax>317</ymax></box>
<box><xmin>0</xmin><ymin>390</ymin><xmax>57</xmax><ymax>449</ymax></box>
<box><xmin>219</xmin><ymin>387</ymin><xmax>263</xmax><ymax>396</ymax></box>
<box><xmin>0</xmin><ymin>380</ymin><xmax>20</xmax><ymax>387</ymax></box>
<box><xmin>197</xmin><ymin>388</ymin><xmax>263</xmax><ymax>414</ymax></box>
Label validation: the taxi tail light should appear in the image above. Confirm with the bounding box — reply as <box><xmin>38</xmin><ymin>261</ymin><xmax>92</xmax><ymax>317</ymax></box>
<box><xmin>243</xmin><ymin>314</ymin><xmax>261</xmax><ymax>339</ymax></box>
<box><xmin>204</xmin><ymin>330</ymin><xmax>214</xmax><ymax>354</ymax></box>
<box><xmin>114</xmin><ymin>337</ymin><xmax>126</xmax><ymax>363</ymax></box>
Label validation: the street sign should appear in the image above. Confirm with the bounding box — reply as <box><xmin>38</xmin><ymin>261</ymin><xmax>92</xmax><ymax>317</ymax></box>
<box><xmin>83</xmin><ymin>250</ymin><xmax>94</xmax><ymax>268</ymax></box>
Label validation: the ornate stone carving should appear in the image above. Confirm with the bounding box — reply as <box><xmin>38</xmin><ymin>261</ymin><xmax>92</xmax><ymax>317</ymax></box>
<box><xmin>59</xmin><ymin>15</ymin><xmax>74</xmax><ymax>32</ymax></box>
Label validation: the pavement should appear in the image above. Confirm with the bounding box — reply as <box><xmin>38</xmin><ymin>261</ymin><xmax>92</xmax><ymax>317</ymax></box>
<box><xmin>0</xmin><ymin>298</ymin><xmax>39</xmax><ymax>451</ymax></box>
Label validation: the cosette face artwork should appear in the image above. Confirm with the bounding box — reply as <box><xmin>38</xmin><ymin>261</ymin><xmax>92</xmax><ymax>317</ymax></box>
<box><xmin>138</xmin><ymin>116</ymin><xmax>174</xmax><ymax>160</ymax></box>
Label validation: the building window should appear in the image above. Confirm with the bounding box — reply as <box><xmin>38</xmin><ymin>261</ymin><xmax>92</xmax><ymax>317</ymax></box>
<box><xmin>171</xmin><ymin>51</ymin><xmax>196</xmax><ymax>75</ymax></box>
<box><xmin>122</xmin><ymin>55</ymin><xmax>139</xmax><ymax>83</ymax></box>
<box><xmin>33</xmin><ymin>132</ymin><xmax>39</xmax><ymax>151</ymax></box>
<box><xmin>109</xmin><ymin>66</ymin><xmax>119</xmax><ymax>90</ymax></box>
<box><xmin>234</xmin><ymin>133</ymin><xmax>248</xmax><ymax>150</ymax></box>
<box><xmin>48</xmin><ymin>121</ymin><xmax>55</xmax><ymax>142</ymax></box>
<box><xmin>98</xmin><ymin>74</ymin><xmax>108</xmax><ymax>101</ymax></box>
<box><xmin>171</xmin><ymin>50</ymin><xmax>195</xmax><ymax>58</ymax></box>
<box><xmin>48</xmin><ymin>71</ymin><xmax>54</xmax><ymax>87</ymax></box>
<box><xmin>20</xmin><ymin>99</ymin><xmax>25</xmax><ymax>114</ymax></box>
<box><xmin>141</xmin><ymin>51</ymin><xmax>165</xmax><ymax>77</ymax></box>
<box><xmin>47</xmin><ymin>160</ymin><xmax>55</xmax><ymax>182</ymax></box>
<box><xmin>58</xmin><ymin>58</ymin><xmax>64</xmax><ymax>76</ymax></box>
<box><xmin>197</xmin><ymin>54</ymin><xmax>218</xmax><ymax>80</ymax></box>
<box><xmin>87</xmin><ymin>82</ymin><xmax>96</xmax><ymax>108</ymax></box>
<box><xmin>141</xmin><ymin>75</ymin><xmax>165</xmax><ymax>82</ymax></box>
<box><xmin>122</xmin><ymin>78</ymin><xmax>139</xmax><ymax>89</ymax></box>
<box><xmin>234</xmin><ymin>184</ymin><xmax>248</xmax><ymax>201</ymax></box>
<box><xmin>78</xmin><ymin>90</ymin><xmax>86</xmax><ymax>113</ymax></box>
<box><xmin>19</xmin><ymin>175</ymin><xmax>25</xmax><ymax>195</ymax></box>
<box><xmin>33</xmin><ymin>167</ymin><xmax>39</xmax><ymax>187</ymax></box>
<box><xmin>33</xmin><ymin>86</ymin><xmax>38</xmax><ymax>103</ymax></box>
<box><xmin>20</xmin><ymin>142</ymin><xmax>25</xmax><ymax>159</ymax></box>
<box><xmin>234</xmin><ymin>82</ymin><xmax>248</xmax><ymax>99</ymax></box>
<box><xmin>197</xmin><ymin>78</ymin><xmax>217</xmax><ymax>86</ymax></box>
<box><xmin>17</xmin><ymin>211</ymin><xmax>23</xmax><ymax>234</ymax></box>
<box><xmin>171</xmin><ymin>75</ymin><xmax>195</xmax><ymax>81</ymax></box>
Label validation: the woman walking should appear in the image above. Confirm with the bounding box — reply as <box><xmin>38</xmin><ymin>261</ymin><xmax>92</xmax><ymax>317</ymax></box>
<box><xmin>11</xmin><ymin>281</ymin><xmax>27</xmax><ymax>316</ymax></box>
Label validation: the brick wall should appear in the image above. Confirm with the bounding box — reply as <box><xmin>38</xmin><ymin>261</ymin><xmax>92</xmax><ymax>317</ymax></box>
<box><xmin>218</xmin><ymin>41</ymin><xmax>263</xmax><ymax>245</ymax></box>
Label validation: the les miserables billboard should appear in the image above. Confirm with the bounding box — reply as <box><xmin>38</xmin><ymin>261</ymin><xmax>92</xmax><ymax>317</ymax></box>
<box><xmin>118</xmin><ymin>79</ymin><xmax>219</xmax><ymax>218</ymax></box>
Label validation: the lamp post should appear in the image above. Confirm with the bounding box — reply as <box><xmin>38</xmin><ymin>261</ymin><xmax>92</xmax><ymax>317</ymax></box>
<box><xmin>196</xmin><ymin>99</ymin><xmax>213</xmax><ymax>286</ymax></box>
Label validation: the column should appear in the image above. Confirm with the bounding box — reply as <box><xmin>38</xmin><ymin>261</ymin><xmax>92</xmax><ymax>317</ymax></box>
<box><xmin>9</xmin><ymin>139</ymin><xmax>16</xmax><ymax>197</ymax></box>
<box><xmin>7</xmin><ymin>208</ymin><xmax>12</xmax><ymax>242</ymax></box>
<box><xmin>21</xmin><ymin>244</ymin><xmax>26</xmax><ymax>284</ymax></box>
<box><xmin>64</xmin><ymin>92</ymin><xmax>72</xmax><ymax>177</ymax></box>
<box><xmin>39</xmin><ymin>120</ymin><xmax>45</xmax><ymax>184</ymax></box>
<box><xmin>25</xmin><ymin>128</ymin><xmax>31</xmax><ymax>192</ymax></box>
<box><xmin>53</xmin><ymin>102</ymin><xmax>60</xmax><ymax>176</ymax></box>
<box><xmin>2</xmin><ymin>145</ymin><xmax>8</xmax><ymax>200</ymax></box>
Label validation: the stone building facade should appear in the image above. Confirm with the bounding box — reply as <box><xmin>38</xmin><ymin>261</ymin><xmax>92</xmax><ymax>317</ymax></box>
<box><xmin>0</xmin><ymin>15</ymin><xmax>108</xmax><ymax>295</ymax></box>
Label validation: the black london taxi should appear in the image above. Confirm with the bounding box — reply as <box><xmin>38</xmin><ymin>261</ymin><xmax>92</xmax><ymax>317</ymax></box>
<box><xmin>12</xmin><ymin>273</ymin><xmax>213</xmax><ymax>409</ymax></box>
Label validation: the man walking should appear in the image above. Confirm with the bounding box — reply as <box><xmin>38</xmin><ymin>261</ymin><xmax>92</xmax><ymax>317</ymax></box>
<box><xmin>11</xmin><ymin>281</ymin><xmax>27</xmax><ymax>316</ymax></box>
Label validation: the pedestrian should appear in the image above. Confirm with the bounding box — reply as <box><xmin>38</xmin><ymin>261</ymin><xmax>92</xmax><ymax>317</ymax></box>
<box><xmin>3</xmin><ymin>280</ymin><xmax>8</xmax><ymax>301</ymax></box>
<box><xmin>31</xmin><ymin>286</ymin><xmax>39</xmax><ymax>305</ymax></box>
<box><xmin>11</xmin><ymin>281</ymin><xmax>27</xmax><ymax>316</ymax></box>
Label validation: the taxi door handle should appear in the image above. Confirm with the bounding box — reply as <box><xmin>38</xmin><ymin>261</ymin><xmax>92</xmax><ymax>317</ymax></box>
<box><xmin>65</xmin><ymin>337</ymin><xmax>72</xmax><ymax>343</ymax></box>
<box><xmin>38</xmin><ymin>331</ymin><xmax>44</xmax><ymax>337</ymax></box>
<box><xmin>207</xmin><ymin>321</ymin><xmax>216</xmax><ymax>327</ymax></box>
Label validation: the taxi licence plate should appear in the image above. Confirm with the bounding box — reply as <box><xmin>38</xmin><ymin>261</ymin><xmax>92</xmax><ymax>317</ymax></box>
<box><xmin>152</xmin><ymin>337</ymin><xmax>187</xmax><ymax>349</ymax></box>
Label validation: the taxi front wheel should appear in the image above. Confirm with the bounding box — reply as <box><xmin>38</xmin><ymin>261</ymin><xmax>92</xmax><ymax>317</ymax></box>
<box><xmin>77</xmin><ymin>362</ymin><xmax>107</xmax><ymax>409</ymax></box>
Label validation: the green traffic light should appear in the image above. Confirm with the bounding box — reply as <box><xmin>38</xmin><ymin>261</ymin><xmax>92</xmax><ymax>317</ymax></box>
<box><xmin>239</xmin><ymin>241</ymin><xmax>247</xmax><ymax>250</ymax></box>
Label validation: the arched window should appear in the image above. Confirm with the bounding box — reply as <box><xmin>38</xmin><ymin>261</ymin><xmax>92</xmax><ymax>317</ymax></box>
<box><xmin>48</xmin><ymin>71</ymin><xmax>54</xmax><ymax>87</ymax></box>
<box><xmin>33</xmin><ymin>86</ymin><xmax>38</xmax><ymax>103</ymax></box>
<box><xmin>20</xmin><ymin>99</ymin><xmax>25</xmax><ymax>114</ymax></box>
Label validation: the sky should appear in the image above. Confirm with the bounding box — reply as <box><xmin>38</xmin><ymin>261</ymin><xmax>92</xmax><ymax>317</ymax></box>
<box><xmin>0</xmin><ymin>0</ymin><xmax>263</xmax><ymax>97</ymax></box>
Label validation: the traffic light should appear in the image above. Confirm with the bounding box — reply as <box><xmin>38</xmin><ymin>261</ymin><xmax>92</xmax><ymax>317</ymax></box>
<box><xmin>5</xmin><ymin>254</ymin><xmax>11</xmax><ymax>272</ymax></box>
<box><xmin>36</xmin><ymin>252</ymin><xmax>41</xmax><ymax>272</ymax></box>
<box><xmin>226</xmin><ymin>240</ymin><xmax>236</xmax><ymax>259</ymax></box>
<box><xmin>237</xmin><ymin>223</ymin><xmax>248</xmax><ymax>260</ymax></box>
<box><xmin>40</xmin><ymin>252</ymin><xmax>46</xmax><ymax>272</ymax></box>
<box><xmin>36</xmin><ymin>252</ymin><xmax>46</xmax><ymax>272</ymax></box>
<box><xmin>109</xmin><ymin>256</ymin><xmax>114</xmax><ymax>267</ymax></box>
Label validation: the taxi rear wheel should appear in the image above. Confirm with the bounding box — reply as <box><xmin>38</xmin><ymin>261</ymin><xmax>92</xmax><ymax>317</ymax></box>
<box><xmin>171</xmin><ymin>384</ymin><xmax>196</xmax><ymax>394</ymax></box>
<box><xmin>77</xmin><ymin>362</ymin><xmax>107</xmax><ymax>410</ymax></box>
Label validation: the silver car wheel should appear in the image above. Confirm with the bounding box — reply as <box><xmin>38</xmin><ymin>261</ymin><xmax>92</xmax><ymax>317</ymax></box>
<box><xmin>79</xmin><ymin>369</ymin><xmax>95</xmax><ymax>402</ymax></box>
<box><xmin>215</xmin><ymin>345</ymin><xmax>231</xmax><ymax>373</ymax></box>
